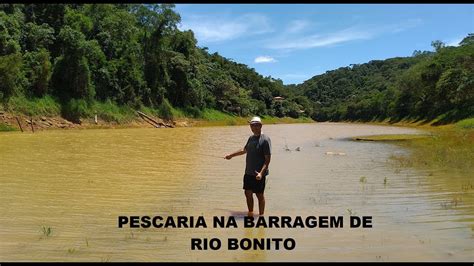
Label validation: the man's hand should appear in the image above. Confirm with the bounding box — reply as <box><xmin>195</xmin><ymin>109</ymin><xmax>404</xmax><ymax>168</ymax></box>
<box><xmin>255</xmin><ymin>171</ymin><xmax>263</xmax><ymax>180</ymax></box>
<box><xmin>224</xmin><ymin>154</ymin><xmax>232</xmax><ymax>160</ymax></box>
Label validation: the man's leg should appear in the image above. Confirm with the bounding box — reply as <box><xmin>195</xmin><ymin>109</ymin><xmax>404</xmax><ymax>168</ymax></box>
<box><xmin>245</xmin><ymin>190</ymin><xmax>254</xmax><ymax>215</ymax></box>
<box><xmin>256</xmin><ymin>192</ymin><xmax>265</xmax><ymax>215</ymax></box>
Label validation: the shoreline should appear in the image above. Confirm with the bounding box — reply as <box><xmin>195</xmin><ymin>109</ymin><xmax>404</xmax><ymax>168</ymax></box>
<box><xmin>1</xmin><ymin>110</ymin><xmax>471</xmax><ymax>133</ymax></box>
<box><xmin>0</xmin><ymin>111</ymin><xmax>315</xmax><ymax>133</ymax></box>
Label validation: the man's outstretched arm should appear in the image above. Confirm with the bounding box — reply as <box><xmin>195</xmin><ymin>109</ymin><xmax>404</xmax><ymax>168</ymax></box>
<box><xmin>224</xmin><ymin>147</ymin><xmax>247</xmax><ymax>160</ymax></box>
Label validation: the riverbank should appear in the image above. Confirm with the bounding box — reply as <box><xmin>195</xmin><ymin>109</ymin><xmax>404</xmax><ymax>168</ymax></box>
<box><xmin>0</xmin><ymin>95</ymin><xmax>316</xmax><ymax>132</ymax></box>
<box><xmin>388</xmin><ymin>120</ymin><xmax>473</xmax><ymax>174</ymax></box>
<box><xmin>0</xmin><ymin>109</ymin><xmax>314</xmax><ymax>132</ymax></box>
<box><xmin>352</xmin><ymin>117</ymin><xmax>474</xmax><ymax>174</ymax></box>
<box><xmin>1</xmin><ymin>95</ymin><xmax>471</xmax><ymax>133</ymax></box>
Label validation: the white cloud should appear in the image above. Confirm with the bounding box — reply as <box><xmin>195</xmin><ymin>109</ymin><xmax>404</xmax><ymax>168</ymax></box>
<box><xmin>266</xmin><ymin>19</ymin><xmax>422</xmax><ymax>51</ymax></box>
<box><xmin>254</xmin><ymin>56</ymin><xmax>277</xmax><ymax>63</ymax></box>
<box><xmin>267</xmin><ymin>27</ymin><xmax>373</xmax><ymax>50</ymax></box>
<box><xmin>178</xmin><ymin>14</ymin><xmax>273</xmax><ymax>43</ymax></box>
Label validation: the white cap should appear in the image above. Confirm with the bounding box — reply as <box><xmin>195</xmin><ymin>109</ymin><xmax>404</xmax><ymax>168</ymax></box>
<box><xmin>249</xmin><ymin>116</ymin><xmax>262</xmax><ymax>124</ymax></box>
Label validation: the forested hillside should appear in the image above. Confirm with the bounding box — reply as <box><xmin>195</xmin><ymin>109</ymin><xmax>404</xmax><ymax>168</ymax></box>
<box><xmin>0</xmin><ymin>4</ymin><xmax>472</xmax><ymax>124</ymax></box>
<box><xmin>297</xmin><ymin>36</ymin><xmax>474</xmax><ymax>123</ymax></box>
<box><xmin>0</xmin><ymin>4</ymin><xmax>306</xmax><ymax>122</ymax></box>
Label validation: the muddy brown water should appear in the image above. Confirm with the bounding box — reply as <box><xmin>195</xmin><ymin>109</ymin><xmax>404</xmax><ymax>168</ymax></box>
<box><xmin>0</xmin><ymin>122</ymin><xmax>472</xmax><ymax>262</ymax></box>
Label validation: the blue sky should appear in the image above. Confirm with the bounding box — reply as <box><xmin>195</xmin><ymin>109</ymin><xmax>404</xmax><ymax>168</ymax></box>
<box><xmin>174</xmin><ymin>4</ymin><xmax>474</xmax><ymax>85</ymax></box>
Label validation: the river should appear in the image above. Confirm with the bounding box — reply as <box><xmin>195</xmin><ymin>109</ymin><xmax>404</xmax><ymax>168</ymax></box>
<box><xmin>0</xmin><ymin>122</ymin><xmax>472</xmax><ymax>261</ymax></box>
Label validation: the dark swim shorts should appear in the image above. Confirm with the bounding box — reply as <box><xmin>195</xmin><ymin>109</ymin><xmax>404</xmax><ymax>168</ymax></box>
<box><xmin>243</xmin><ymin>174</ymin><xmax>267</xmax><ymax>193</ymax></box>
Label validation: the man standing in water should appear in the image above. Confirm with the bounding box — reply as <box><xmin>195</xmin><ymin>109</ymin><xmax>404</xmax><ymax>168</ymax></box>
<box><xmin>225</xmin><ymin>116</ymin><xmax>271</xmax><ymax>216</ymax></box>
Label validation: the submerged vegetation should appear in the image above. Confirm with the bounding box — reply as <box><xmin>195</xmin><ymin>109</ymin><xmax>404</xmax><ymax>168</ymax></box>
<box><xmin>41</xmin><ymin>225</ymin><xmax>52</xmax><ymax>238</ymax></box>
<box><xmin>455</xmin><ymin>117</ymin><xmax>474</xmax><ymax>129</ymax></box>
<box><xmin>0</xmin><ymin>4</ymin><xmax>472</xmax><ymax>125</ymax></box>
<box><xmin>388</xmin><ymin>118</ymin><xmax>473</xmax><ymax>173</ymax></box>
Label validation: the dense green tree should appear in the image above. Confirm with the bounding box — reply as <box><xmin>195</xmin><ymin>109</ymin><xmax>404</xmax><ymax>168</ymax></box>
<box><xmin>51</xmin><ymin>26</ymin><xmax>93</xmax><ymax>101</ymax></box>
<box><xmin>0</xmin><ymin>10</ymin><xmax>22</xmax><ymax>55</ymax></box>
<box><xmin>22</xmin><ymin>48</ymin><xmax>51</xmax><ymax>97</ymax></box>
<box><xmin>0</xmin><ymin>53</ymin><xmax>22</xmax><ymax>99</ymax></box>
<box><xmin>21</xmin><ymin>22</ymin><xmax>55</xmax><ymax>52</ymax></box>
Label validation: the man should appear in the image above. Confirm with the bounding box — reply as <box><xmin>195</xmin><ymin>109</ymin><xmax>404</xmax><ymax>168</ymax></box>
<box><xmin>224</xmin><ymin>116</ymin><xmax>271</xmax><ymax>216</ymax></box>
